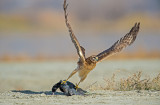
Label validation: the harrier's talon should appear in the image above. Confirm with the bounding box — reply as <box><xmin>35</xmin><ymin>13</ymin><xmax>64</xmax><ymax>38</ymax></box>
<box><xmin>75</xmin><ymin>84</ymin><xmax>79</xmax><ymax>90</ymax></box>
<box><xmin>61</xmin><ymin>80</ymin><xmax>67</xmax><ymax>84</ymax></box>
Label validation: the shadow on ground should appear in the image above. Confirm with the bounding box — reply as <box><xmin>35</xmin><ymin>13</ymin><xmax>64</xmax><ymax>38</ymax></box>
<box><xmin>12</xmin><ymin>90</ymin><xmax>64</xmax><ymax>95</ymax></box>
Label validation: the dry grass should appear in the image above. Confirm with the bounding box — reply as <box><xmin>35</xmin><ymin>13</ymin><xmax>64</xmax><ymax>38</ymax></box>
<box><xmin>88</xmin><ymin>71</ymin><xmax>160</xmax><ymax>91</ymax></box>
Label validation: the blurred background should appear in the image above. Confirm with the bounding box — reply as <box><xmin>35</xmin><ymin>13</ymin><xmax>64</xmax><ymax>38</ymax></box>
<box><xmin>0</xmin><ymin>0</ymin><xmax>160</xmax><ymax>92</ymax></box>
<box><xmin>0</xmin><ymin>0</ymin><xmax>160</xmax><ymax>61</ymax></box>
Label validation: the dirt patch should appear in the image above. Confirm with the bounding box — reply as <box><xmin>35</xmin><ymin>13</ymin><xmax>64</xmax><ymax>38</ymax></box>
<box><xmin>0</xmin><ymin>60</ymin><xmax>160</xmax><ymax>104</ymax></box>
<box><xmin>0</xmin><ymin>90</ymin><xmax>160</xmax><ymax>105</ymax></box>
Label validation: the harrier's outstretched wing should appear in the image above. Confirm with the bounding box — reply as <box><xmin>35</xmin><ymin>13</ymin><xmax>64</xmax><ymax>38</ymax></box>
<box><xmin>63</xmin><ymin>0</ymin><xmax>85</xmax><ymax>62</ymax></box>
<box><xmin>96</xmin><ymin>23</ymin><xmax>140</xmax><ymax>62</ymax></box>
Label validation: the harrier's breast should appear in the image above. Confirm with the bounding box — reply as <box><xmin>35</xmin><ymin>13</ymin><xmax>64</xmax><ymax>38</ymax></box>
<box><xmin>84</xmin><ymin>61</ymin><xmax>96</xmax><ymax>70</ymax></box>
<box><xmin>78</xmin><ymin>67</ymin><xmax>90</xmax><ymax>78</ymax></box>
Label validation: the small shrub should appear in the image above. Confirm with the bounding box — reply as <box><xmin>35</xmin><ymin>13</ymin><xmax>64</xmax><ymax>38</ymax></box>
<box><xmin>88</xmin><ymin>71</ymin><xmax>160</xmax><ymax>91</ymax></box>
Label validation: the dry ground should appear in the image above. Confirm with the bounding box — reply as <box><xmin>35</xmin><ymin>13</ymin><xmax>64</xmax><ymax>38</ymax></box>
<box><xmin>0</xmin><ymin>90</ymin><xmax>160</xmax><ymax>105</ymax></box>
<box><xmin>0</xmin><ymin>60</ymin><xmax>160</xmax><ymax>105</ymax></box>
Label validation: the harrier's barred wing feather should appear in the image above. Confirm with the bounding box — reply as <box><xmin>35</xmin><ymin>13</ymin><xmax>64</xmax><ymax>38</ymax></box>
<box><xmin>63</xmin><ymin>0</ymin><xmax>85</xmax><ymax>62</ymax></box>
<box><xmin>96</xmin><ymin>23</ymin><xmax>140</xmax><ymax>62</ymax></box>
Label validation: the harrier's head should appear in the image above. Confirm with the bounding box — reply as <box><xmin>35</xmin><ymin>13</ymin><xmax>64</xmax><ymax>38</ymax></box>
<box><xmin>86</xmin><ymin>55</ymin><xmax>98</xmax><ymax>64</ymax></box>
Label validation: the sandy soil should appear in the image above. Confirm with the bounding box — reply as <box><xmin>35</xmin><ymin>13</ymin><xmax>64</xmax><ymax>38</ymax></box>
<box><xmin>0</xmin><ymin>90</ymin><xmax>160</xmax><ymax>105</ymax></box>
<box><xmin>0</xmin><ymin>60</ymin><xmax>160</xmax><ymax>105</ymax></box>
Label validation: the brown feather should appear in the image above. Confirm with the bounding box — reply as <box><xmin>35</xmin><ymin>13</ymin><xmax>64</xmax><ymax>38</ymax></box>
<box><xmin>63</xmin><ymin>0</ymin><xmax>85</xmax><ymax>63</ymax></box>
<box><xmin>96</xmin><ymin>23</ymin><xmax>140</xmax><ymax>62</ymax></box>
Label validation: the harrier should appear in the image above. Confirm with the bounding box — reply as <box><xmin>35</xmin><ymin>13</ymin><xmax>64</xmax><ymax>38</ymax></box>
<box><xmin>62</xmin><ymin>0</ymin><xmax>140</xmax><ymax>89</ymax></box>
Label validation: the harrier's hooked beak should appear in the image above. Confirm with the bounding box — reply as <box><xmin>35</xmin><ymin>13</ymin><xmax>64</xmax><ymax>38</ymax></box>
<box><xmin>95</xmin><ymin>57</ymin><xmax>98</xmax><ymax>61</ymax></box>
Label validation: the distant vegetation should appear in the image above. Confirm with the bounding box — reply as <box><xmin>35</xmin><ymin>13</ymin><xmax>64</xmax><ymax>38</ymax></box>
<box><xmin>0</xmin><ymin>50</ymin><xmax>160</xmax><ymax>62</ymax></box>
<box><xmin>0</xmin><ymin>0</ymin><xmax>160</xmax><ymax>33</ymax></box>
<box><xmin>0</xmin><ymin>12</ymin><xmax>160</xmax><ymax>34</ymax></box>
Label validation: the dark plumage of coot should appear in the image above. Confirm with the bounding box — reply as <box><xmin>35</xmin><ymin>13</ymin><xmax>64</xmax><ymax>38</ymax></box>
<box><xmin>52</xmin><ymin>80</ymin><xmax>87</xmax><ymax>96</ymax></box>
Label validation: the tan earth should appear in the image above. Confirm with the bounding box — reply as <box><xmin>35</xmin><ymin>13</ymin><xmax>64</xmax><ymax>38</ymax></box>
<box><xmin>0</xmin><ymin>60</ymin><xmax>160</xmax><ymax>105</ymax></box>
<box><xmin>0</xmin><ymin>90</ymin><xmax>160</xmax><ymax>105</ymax></box>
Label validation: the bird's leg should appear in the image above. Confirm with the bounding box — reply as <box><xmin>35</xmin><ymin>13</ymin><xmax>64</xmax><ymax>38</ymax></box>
<box><xmin>75</xmin><ymin>75</ymin><xmax>87</xmax><ymax>90</ymax></box>
<box><xmin>61</xmin><ymin>69</ymin><xmax>78</xmax><ymax>84</ymax></box>
<box><xmin>61</xmin><ymin>80</ymin><xmax>67</xmax><ymax>84</ymax></box>
<box><xmin>75</xmin><ymin>81</ymin><xmax>81</xmax><ymax>90</ymax></box>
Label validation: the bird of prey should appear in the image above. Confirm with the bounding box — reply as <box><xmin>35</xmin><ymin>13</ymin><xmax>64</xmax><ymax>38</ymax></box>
<box><xmin>62</xmin><ymin>0</ymin><xmax>140</xmax><ymax>89</ymax></box>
